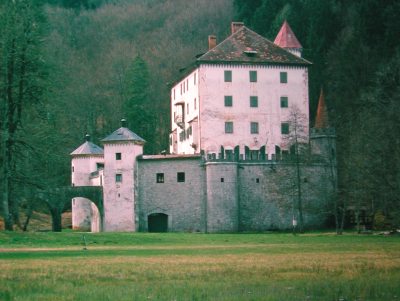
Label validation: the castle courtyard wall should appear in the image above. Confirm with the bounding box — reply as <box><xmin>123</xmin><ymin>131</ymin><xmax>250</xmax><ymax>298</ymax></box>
<box><xmin>136</xmin><ymin>156</ymin><xmax>334</xmax><ymax>232</ymax></box>
<box><xmin>137</xmin><ymin>156</ymin><xmax>206</xmax><ymax>232</ymax></box>
<box><xmin>238</xmin><ymin>162</ymin><xmax>334</xmax><ymax>231</ymax></box>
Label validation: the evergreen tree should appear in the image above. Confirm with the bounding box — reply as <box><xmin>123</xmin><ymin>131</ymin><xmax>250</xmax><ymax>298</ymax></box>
<box><xmin>123</xmin><ymin>55</ymin><xmax>155</xmax><ymax>154</ymax></box>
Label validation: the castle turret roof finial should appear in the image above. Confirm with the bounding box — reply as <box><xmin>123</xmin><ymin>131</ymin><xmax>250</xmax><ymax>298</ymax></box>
<box><xmin>315</xmin><ymin>88</ymin><xmax>330</xmax><ymax>129</ymax></box>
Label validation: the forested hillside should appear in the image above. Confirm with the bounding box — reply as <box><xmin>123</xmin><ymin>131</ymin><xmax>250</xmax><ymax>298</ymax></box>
<box><xmin>234</xmin><ymin>0</ymin><xmax>400</xmax><ymax>229</ymax></box>
<box><xmin>1</xmin><ymin>0</ymin><xmax>399</xmax><ymax>231</ymax></box>
<box><xmin>0</xmin><ymin>0</ymin><xmax>234</xmax><ymax>230</ymax></box>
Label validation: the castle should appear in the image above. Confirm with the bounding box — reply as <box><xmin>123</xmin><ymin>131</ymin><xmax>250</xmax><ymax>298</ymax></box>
<box><xmin>70</xmin><ymin>22</ymin><xmax>336</xmax><ymax>233</ymax></box>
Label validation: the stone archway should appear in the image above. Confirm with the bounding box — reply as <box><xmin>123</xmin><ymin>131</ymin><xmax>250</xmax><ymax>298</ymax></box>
<box><xmin>36</xmin><ymin>186</ymin><xmax>103</xmax><ymax>232</ymax></box>
<box><xmin>148</xmin><ymin>213</ymin><xmax>168</xmax><ymax>232</ymax></box>
<box><xmin>71</xmin><ymin>197</ymin><xmax>102</xmax><ymax>232</ymax></box>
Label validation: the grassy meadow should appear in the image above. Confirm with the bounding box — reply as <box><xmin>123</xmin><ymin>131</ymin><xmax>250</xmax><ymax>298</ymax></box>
<box><xmin>0</xmin><ymin>232</ymin><xmax>399</xmax><ymax>301</ymax></box>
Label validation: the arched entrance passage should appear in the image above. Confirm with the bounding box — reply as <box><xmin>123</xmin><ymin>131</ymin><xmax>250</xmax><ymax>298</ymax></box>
<box><xmin>148</xmin><ymin>213</ymin><xmax>168</xmax><ymax>232</ymax></box>
<box><xmin>36</xmin><ymin>186</ymin><xmax>103</xmax><ymax>232</ymax></box>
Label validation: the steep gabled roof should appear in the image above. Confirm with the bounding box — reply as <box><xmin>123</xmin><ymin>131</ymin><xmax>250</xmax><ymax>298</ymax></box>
<box><xmin>197</xmin><ymin>26</ymin><xmax>310</xmax><ymax>65</ymax></box>
<box><xmin>274</xmin><ymin>20</ymin><xmax>302</xmax><ymax>49</ymax></box>
<box><xmin>70</xmin><ymin>141</ymin><xmax>104</xmax><ymax>156</ymax></box>
<box><xmin>315</xmin><ymin>88</ymin><xmax>330</xmax><ymax>129</ymax></box>
<box><xmin>102</xmin><ymin>127</ymin><xmax>145</xmax><ymax>143</ymax></box>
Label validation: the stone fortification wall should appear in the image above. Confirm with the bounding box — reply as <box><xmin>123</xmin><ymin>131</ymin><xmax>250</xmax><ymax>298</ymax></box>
<box><xmin>137</xmin><ymin>156</ymin><xmax>206</xmax><ymax>232</ymax></box>
<box><xmin>205</xmin><ymin>162</ymin><xmax>239</xmax><ymax>232</ymax></box>
<box><xmin>136</xmin><ymin>155</ymin><xmax>335</xmax><ymax>233</ymax></box>
<box><xmin>238</xmin><ymin>161</ymin><xmax>335</xmax><ymax>231</ymax></box>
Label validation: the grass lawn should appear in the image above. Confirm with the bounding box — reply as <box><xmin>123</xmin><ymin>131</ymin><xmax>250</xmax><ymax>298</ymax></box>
<box><xmin>0</xmin><ymin>232</ymin><xmax>399</xmax><ymax>301</ymax></box>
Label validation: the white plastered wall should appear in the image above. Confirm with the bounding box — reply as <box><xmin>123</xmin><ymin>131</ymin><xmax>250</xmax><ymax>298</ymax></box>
<box><xmin>198</xmin><ymin>64</ymin><xmax>309</xmax><ymax>157</ymax></box>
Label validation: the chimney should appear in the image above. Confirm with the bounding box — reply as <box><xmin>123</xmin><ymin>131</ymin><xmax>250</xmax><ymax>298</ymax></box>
<box><xmin>208</xmin><ymin>35</ymin><xmax>217</xmax><ymax>50</ymax></box>
<box><xmin>121</xmin><ymin>118</ymin><xmax>127</xmax><ymax>128</ymax></box>
<box><xmin>231</xmin><ymin>22</ymin><xmax>244</xmax><ymax>34</ymax></box>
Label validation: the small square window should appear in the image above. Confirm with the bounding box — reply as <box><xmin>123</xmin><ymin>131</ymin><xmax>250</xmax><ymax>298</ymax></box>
<box><xmin>250</xmin><ymin>96</ymin><xmax>258</xmax><ymax>107</ymax></box>
<box><xmin>116</xmin><ymin>174</ymin><xmax>122</xmax><ymax>183</ymax></box>
<box><xmin>221</xmin><ymin>178</ymin><xmax>224</xmax><ymax>182</ymax></box>
<box><xmin>177</xmin><ymin>172</ymin><xmax>185</xmax><ymax>182</ymax></box>
<box><xmin>250</xmin><ymin>122</ymin><xmax>259</xmax><ymax>134</ymax></box>
<box><xmin>280</xmin><ymin>72</ymin><xmax>287</xmax><ymax>83</ymax></box>
<box><xmin>250</xmin><ymin>70</ymin><xmax>257</xmax><ymax>82</ymax></box>
<box><xmin>225</xmin><ymin>122</ymin><xmax>233</xmax><ymax>133</ymax></box>
<box><xmin>224</xmin><ymin>95</ymin><xmax>233</xmax><ymax>107</ymax></box>
<box><xmin>280</xmin><ymin>96</ymin><xmax>288</xmax><ymax>108</ymax></box>
<box><xmin>256</xmin><ymin>178</ymin><xmax>260</xmax><ymax>183</ymax></box>
<box><xmin>156</xmin><ymin>173</ymin><xmax>164</xmax><ymax>183</ymax></box>
<box><xmin>116</xmin><ymin>153</ymin><xmax>121</xmax><ymax>160</ymax></box>
<box><xmin>281</xmin><ymin>122</ymin><xmax>289</xmax><ymax>134</ymax></box>
<box><xmin>224</xmin><ymin>70</ymin><xmax>232</xmax><ymax>82</ymax></box>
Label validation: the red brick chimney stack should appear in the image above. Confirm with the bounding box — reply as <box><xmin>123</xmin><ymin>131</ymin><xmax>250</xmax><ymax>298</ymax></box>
<box><xmin>208</xmin><ymin>35</ymin><xmax>217</xmax><ymax>50</ymax></box>
<box><xmin>231</xmin><ymin>22</ymin><xmax>244</xmax><ymax>34</ymax></box>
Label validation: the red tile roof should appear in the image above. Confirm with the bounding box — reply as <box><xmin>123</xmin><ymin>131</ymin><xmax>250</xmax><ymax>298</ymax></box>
<box><xmin>274</xmin><ymin>20</ymin><xmax>302</xmax><ymax>49</ymax></box>
<box><xmin>198</xmin><ymin>26</ymin><xmax>310</xmax><ymax>66</ymax></box>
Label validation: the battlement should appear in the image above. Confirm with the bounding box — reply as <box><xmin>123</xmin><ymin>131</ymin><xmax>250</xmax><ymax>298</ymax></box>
<box><xmin>202</xmin><ymin>152</ymin><xmax>326</xmax><ymax>164</ymax></box>
<box><xmin>310</xmin><ymin>127</ymin><xmax>336</xmax><ymax>137</ymax></box>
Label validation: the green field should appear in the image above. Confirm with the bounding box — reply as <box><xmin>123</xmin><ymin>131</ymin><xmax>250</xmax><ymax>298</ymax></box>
<box><xmin>0</xmin><ymin>232</ymin><xmax>399</xmax><ymax>301</ymax></box>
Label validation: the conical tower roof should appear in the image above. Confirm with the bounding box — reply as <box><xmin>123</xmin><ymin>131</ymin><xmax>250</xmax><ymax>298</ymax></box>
<box><xmin>71</xmin><ymin>135</ymin><xmax>104</xmax><ymax>156</ymax></box>
<box><xmin>274</xmin><ymin>20</ymin><xmax>302</xmax><ymax>49</ymax></box>
<box><xmin>315</xmin><ymin>88</ymin><xmax>330</xmax><ymax>129</ymax></box>
<box><xmin>101</xmin><ymin>119</ymin><xmax>145</xmax><ymax>144</ymax></box>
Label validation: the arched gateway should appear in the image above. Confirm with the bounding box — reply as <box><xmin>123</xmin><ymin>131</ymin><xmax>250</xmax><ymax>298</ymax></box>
<box><xmin>148</xmin><ymin>213</ymin><xmax>168</xmax><ymax>232</ymax></box>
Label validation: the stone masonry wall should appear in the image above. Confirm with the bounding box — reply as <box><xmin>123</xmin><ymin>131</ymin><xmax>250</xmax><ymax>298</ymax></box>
<box><xmin>239</xmin><ymin>162</ymin><xmax>335</xmax><ymax>231</ymax></box>
<box><xmin>137</xmin><ymin>157</ymin><xmax>206</xmax><ymax>232</ymax></box>
<box><xmin>205</xmin><ymin>162</ymin><xmax>239</xmax><ymax>232</ymax></box>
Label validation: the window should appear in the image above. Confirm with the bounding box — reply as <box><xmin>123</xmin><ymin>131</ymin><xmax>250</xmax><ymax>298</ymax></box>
<box><xmin>221</xmin><ymin>178</ymin><xmax>224</xmax><ymax>183</ymax></box>
<box><xmin>256</xmin><ymin>178</ymin><xmax>260</xmax><ymax>183</ymax></box>
<box><xmin>177</xmin><ymin>172</ymin><xmax>185</xmax><ymax>182</ymax></box>
<box><xmin>116</xmin><ymin>153</ymin><xmax>121</xmax><ymax>160</ymax></box>
<box><xmin>224</xmin><ymin>95</ymin><xmax>233</xmax><ymax>107</ymax></box>
<box><xmin>280</xmin><ymin>96</ymin><xmax>288</xmax><ymax>108</ymax></box>
<box><xmin>187</xmin><ymin>103</ymin><xmax>189</xmax><ymax>115</ymax></box>
<box><xmin>224</xmin><ymin>70</ymin><xmax>232</xmax><ymax>82</ymax></box>
<box><xmin>156</xmin><ymin>173</ymin><xmax>164</xmax><ymax>183</ymax></box>
<box><xmin>173</xmin><ymin>89</ymin><xmax>175</xmax><ymax>100</ymax></box>
<box><xmin>116</xmin><ymin>174</ymin><xmax>122</xmax><ymax>183</ymax></box>
<box><xmin>194</xmin><ymin>73</ymin><xmax>197</xmax><ymax>85</ymax></box>
<box><xmin>72</xmin><ymin>166</ymin><xmax>74</xmax><ymax>172</ymax></box>
<box><xmin>250</xmin><ymin>122</ymin><xmax>259</xmax><ymax>134</ymax></box>
<box><xmin>250</xmin><ymin>70</ymin><xmax>257</xmax><ymax>82</ymax></box>
<box><xmin>194</xmin><ymin>98</ymin><xmax>197</xmax><ymax>110</ymax></box>
<box><xmin>250</xmin><ymin>96</ymin><xmax>258</xmax><ymax>107</ymax></box>
<box><xmin>281</xmin><ymin>122</ymin><xmax>289</xmax><ymax>134</ymax></box>
<box><xmin>280</xmin><ymin>72</ymin><xmax>287</xmax><ymax>83</ymax></box>
<box><xmin>225</xmin><ymin>121</ymin><xmax>233</xmax><ymax>133</ymax></box>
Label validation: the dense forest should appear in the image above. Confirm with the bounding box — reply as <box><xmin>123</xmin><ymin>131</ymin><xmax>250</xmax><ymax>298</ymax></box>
<box><xmin>0</xmin><ymin>0</ymin><xmax>399</xmax><ymax>231</ymax></box>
